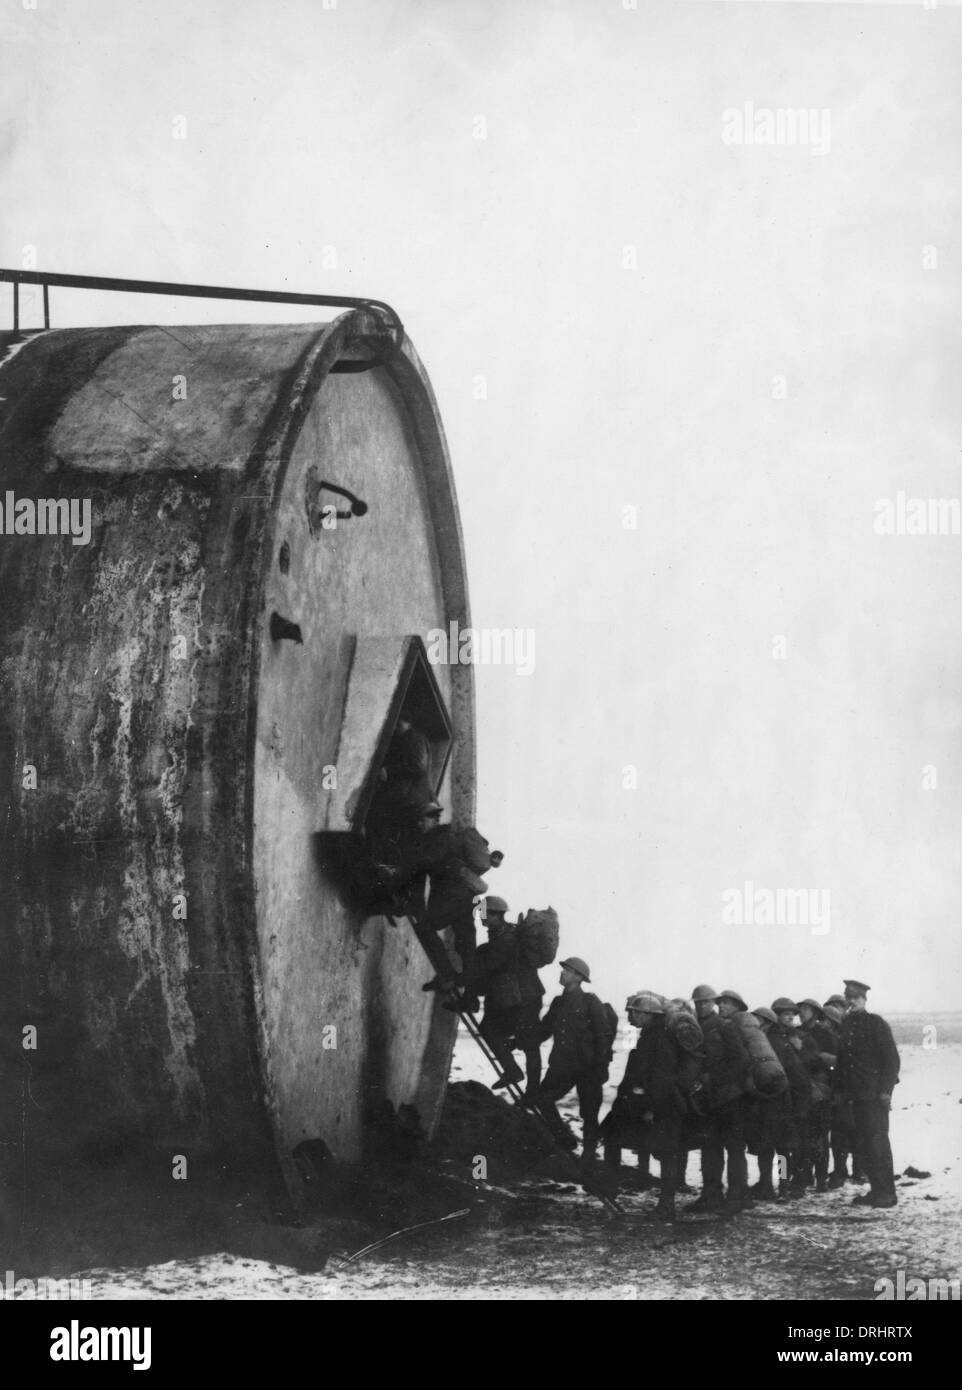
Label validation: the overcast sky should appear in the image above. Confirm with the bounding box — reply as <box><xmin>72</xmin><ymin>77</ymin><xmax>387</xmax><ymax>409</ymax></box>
<box><xmin>3</xmin><ymin>0</ymin><xmax>961</xmax><ymax>1012</ymax></box>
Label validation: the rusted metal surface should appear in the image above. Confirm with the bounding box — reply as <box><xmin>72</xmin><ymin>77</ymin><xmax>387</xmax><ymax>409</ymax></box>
<box><xmin>0</xmin><ymin>311</ymin><xmax>473</xmax><ymax>1215</ymax></box>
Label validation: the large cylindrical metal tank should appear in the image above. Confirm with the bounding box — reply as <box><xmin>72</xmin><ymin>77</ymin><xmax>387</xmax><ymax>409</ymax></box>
<box><xmin>0</xmin><ymin>309</ymin><xmax>473</xmax><ymax>1212</ymax></box>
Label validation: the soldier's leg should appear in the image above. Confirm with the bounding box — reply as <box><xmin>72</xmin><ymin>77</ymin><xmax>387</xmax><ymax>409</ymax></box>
<box><xmin>603</xmin><ymin>1135</ymin><xmax>623</xmax><ymax>1168</ymax></box>
<box><xmin>828</xmin><ymin>1112</ymin><xmax>849</xmax><ymax>1187</ymax></box>
<box><xmin>411</xmin><ymin>920</ymin><xmax>457</xmax><ymax>984</ymax></box>
<box><xmin>536</xmin><ymin>1069</ymin><xmax>579</xmax><ymax>1149</ymax></box>
<box><xmin>448</xmin><ymin>904</ymin><xmax>478</xmax><ymax>1000</ymax></box>
<box><xmin>654</xmin><ymin>1122</ymin><xmax>681</xmax><ymax>1220</ymax></box>
<box><xmin>421</xmin><ymin>888</ymin><xmax>479</xmax><ymax>1002</ymax></box>
<box><xmin>812</xmin><ymin>1106</ymin><xmax>830</xmax><ymax>1191</ymax></box>
<box><xmin>789</xmin><ymin>1152</ymin><xmax>810</xmax><ymax>1196</ymax></box>
<box><xmin>721</xmin><ymin>1100</ymin><xmax>749</xmax><ymax>1203</ymax></box>
<box><xmin>857</xmin><ymin>1099</ymin><xmax>896</xmax><ymax>1202</ymax></box>
<box><xmin>479</xmin><ymin>1008</ymin><xmax>523</xmax><ymax>1085</ymax></box>
<box><xmin>872</xmin><ymin>1105</ymin><xmax>897</xmax><ymax>1203</ymax></box>
<box><xmin>778</xmin><ymin>1149</ymin><xmax>799</xmax><ymax>1198</ymax></box>
<box><xmin>792</xmin><ymin>1146</ymin><xmax>812</xmax><ymax>1192</ymax></box>
<box><xmin>515</xmin><ymin>1004</ymin><xmax>543</xmax><ymax>1095</ymax></box>
<box><xmin>693</xmin><ymin>1117</ymin><xmax>726</xmax><ymax>1209</ymax></box>
<box><xmin>576</xmin><ymin>1074</ymin><xmax>604</xmax><ymax>1155</ymax></box>
<box><xmin>847</xmin><ymin>1102</ymin><xmax>872</xmax><ymax>1187</ymax></box>
<box><xmin>789</xmin><ymin>1112</ymin><xmax>813</xmax><ymax>1195</ymax></box>
<box><xmin>755</xmin><ymin>1145</ymin><xmax>777</xmax><ymax>1199</ymax></box>
<box><xmin>522</xmin><ymin>1042</ymin><xmax>542</xmax><ymax>1094</ymax></box>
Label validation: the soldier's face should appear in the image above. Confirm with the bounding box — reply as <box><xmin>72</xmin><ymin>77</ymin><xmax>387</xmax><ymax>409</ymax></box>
<box><xmin>799</xmin><ymin>1006</ymin><xmax>815</xmax><ymax>1024</ymax></box>
<box><xmin>717</xmin><ymin>999</ymin><xmax>737</xmax><ymax>1018</ymax></box>
<box><xmin>560</xmin><ymin>967</ymin><xmax>580</xmax><ymax>987</ymax></box>
<box><xmin>694</xmin><ymin>999</ymin><xmax>716</xmax><ymax>1020</ymax></box>
<box><xmin>845</xmin><ymin>993</ymin><xmax>866</xmax><ymax>1012</ymax></box>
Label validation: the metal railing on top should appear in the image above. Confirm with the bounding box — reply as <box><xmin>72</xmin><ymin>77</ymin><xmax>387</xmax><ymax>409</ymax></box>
<box><xmin>0</xmin><ymin>267</ymin><xmax>404</xmax><ymax>344</ymax></box>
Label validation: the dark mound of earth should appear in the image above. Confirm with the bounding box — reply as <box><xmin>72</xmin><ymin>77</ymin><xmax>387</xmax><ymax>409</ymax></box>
<box><xmin>430</xmin><ymin>1080</ymin><xmax>563</xmax><ymax>1183</ymax></box>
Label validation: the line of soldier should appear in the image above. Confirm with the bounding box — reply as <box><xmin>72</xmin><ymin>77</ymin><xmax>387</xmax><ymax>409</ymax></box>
<box><xmin>362</xmin><ymin>750</ymin><xmax>901</xmax><ymax>1225</ymax></box>
<box><xmin>458</xmin><ymin>909</ymin><xmax>901</xmax><ymax>1225</ymax></box>
<box><xmin>600</xmin><ymin>980</ymin><xmax>900</xmax><ymax>1222</ymax></box>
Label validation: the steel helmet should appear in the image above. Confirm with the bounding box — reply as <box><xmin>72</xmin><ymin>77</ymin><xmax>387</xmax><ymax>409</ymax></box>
<box><xmin>483</xmin><ymin>896</ymin><xmax>509</xmax><ymax>915</ymax></box>
<box><xmin>691</xmin><ymin>984</ymin><xmax>719</xmax><ymax>1002</ymax></box>
<box><xmin>753</xmin><ymin>1007</ymin><xmax>777</xmax><ymax>1025</ymax></box>
<box><xmin>560</xmin><ymin>956</ymin><xmax>591</xmax><ymax>982</ymax></box>
<box><xmin>796</xmin><ymin>997</ymin><xmax>823</xmax><ymax>1015</ymax></box>
<box><xmin>718</xmin><ymin>989</ymin><xmax>748</xmax><ymax>1011</ymax></box>
<box><xmin>771</xmin><ymin>996</ymin><xmax>798</xmax><ymax>1013</ymax></box>
<box><xmin>823</xmin><ymin>994</ymin><xmax>846</xmax><ymax>1009</ymax></box>
<box><xmin>626</xmin><ymin>991</ymin><xmax>665</xmax><ymax>1014</ymax></box>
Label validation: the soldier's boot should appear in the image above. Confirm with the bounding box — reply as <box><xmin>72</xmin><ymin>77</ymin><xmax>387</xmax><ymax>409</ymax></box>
<box><xmin>751</xmin><ymin>1178</ymin><xmax>777</xmax><ymax>1201</ymax></box>
<box><xmin>492</xmin><ymin>1064</ymin><xmax>524</xmax><ymax>1090</ymax></box>
<box><xmin>790</xmin><ymin>1157</ymin><xmax>811</xmax><ymax>1193</ymax></box>
<box><xmin>443</xmin><ymin>989</ymin><xmax>480</xmax><ymax>1013</ymax></box>
<box><xmin>581</xmin><ymin>1123</ymin><xmax>600</xmax><ymax>1161</ymax></box>
<box><xmin>780</xmin><ymin>1156</ymin><xmax>802</xmax><ymax>1200</ymax></box>
<box><xmin>688</xmin><ymin>1186</ymin><xmax>727</xmax><ymax>1214</ymax></box>
<box><xmin>788</xmin><ymin>1156</ymin><xmax>810</xmax><ymax>1197</ymax></box>
<box><xmin>828</xmin><ymin>1145</ymin><xmax>849</xmax><ymax>1187</ymax></box>
<box><xmin>537</xmin><ymin>1102</ymin><xmax>578</xmax><ymax>1152</ymax></box>
<box><xmin>827</xmin><ymin>1154</ymin><xmax>848</xmax><ymax>1190</ymax></box>
<box><xmin>523</xmin><ymin>1048</ymin><xmax>542</xmax><ymax>1097</ymax></box>
<box><xmin>675</xmin><ymin>1152</ymin><xmax>693</xmax><ymax>1194</ymax></box>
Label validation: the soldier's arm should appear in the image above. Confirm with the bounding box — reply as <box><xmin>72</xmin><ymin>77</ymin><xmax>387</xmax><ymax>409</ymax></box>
<box><xmin>588</xmin><ymin>996</ymin><xmax>613</xmax><ymax>1066</ymax></box>
<box><xmin>833</xmin><ymin>1034</ymin><xmax>848</xmax><ymax>1093</ymax></box>
<box><xmin>539</xmin><ymin>997</ymin><xmax>559</xmax><ymax>1042</ymax></box>
<box><xmin>877</xmin><ymin>1017</ymin><xmax>901</xmax><ymax>1096</ymax></box>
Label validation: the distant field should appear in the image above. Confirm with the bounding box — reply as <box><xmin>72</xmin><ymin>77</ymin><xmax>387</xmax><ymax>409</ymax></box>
<box><xmin>888</xmin><ymin>1013</ymin><xmax>962</xmax><ymax>1046</ymax></box>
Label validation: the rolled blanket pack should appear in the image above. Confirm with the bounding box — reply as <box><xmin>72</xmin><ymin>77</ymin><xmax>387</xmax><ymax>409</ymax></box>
<box><xmin>732</xmin><ymin>1010</ymin><xmax>788</xmax><ymax>1098</ymax></box>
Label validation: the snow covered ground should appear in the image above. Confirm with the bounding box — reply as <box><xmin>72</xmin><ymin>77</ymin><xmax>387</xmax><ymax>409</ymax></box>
<box><xmin>16</xmin><ymin>1017</ymin><xmax>962</xmax><ymax>1300</ymax></box>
